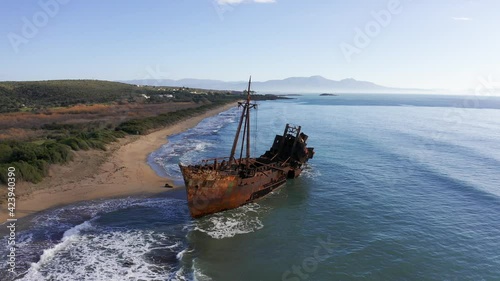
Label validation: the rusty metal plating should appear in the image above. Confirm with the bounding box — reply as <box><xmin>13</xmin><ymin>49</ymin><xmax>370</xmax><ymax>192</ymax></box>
<box><xmin>179</xmin><ymin>77</ymin><xmax>314</xmax><ymax>218</ymax></box>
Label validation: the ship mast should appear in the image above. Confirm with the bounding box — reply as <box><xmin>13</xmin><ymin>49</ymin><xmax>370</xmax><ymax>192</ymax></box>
<box><xmin>245</xmin><ymin>77</ymin><xmax>252</xmax><ymax>167</ymax></box>
<box><xmin>228</xmin><ymin>76</ymin><xmax>256</xmax><ymax>168</ymax></box>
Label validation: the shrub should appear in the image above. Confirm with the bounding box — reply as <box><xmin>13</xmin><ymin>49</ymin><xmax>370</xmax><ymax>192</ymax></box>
<box><xmin>0</xmin><ymin>144</ymin><xmax>12</xmax><ymax>162</ymax></box>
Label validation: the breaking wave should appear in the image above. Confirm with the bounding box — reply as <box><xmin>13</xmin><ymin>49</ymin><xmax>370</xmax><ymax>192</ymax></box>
<box><xmin>19</xmin><ymin>228</ymin><xmax>185</xmax><ymax>281</ymax></box>
<box><xmin>193</xmin><ymin>203</ymin><xmax>268</xmax><ymax>239</ymax></box>
<box><xmin>192</xmin><ymin>259</ymin><xmax>213</xmax><ymax>281</ymax></box>
<box><xmin>300</xmin><ymin>163</ymin><xmax>321</xmax><ymax>179</ymax></box>
<box><xmin>0</xmin><ymin>197</ymin><xmax>191</xmax><ymax>281</ymax></box>
<box><xmin>20</xmin><ymin>219</ymin><xmax>96</xmax><ymax>280</ymax></box>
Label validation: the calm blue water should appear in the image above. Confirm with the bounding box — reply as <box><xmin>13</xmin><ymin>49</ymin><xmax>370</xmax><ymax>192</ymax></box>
<box><xmin>2</xmin><ymin>94</ymin><xmax>500</xmax><ymax>280</ymax></box>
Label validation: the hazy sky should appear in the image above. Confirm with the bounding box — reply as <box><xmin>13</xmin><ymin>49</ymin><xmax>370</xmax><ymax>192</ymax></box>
<box><xmin>1</xmin><ymin>0</ymin><xmax>499</xmax><ymax>91</ymax></box>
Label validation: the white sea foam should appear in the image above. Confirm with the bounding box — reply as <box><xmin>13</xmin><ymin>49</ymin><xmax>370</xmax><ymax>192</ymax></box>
<box><xmin>192</xmin><ymin>259</ymin><xmax>213</xmax><ymax>281</ymax></box>
<box><xmin>21</xmin><ymin>219</ymin><xmax>95</xmax><ymax>279</ymax></box>
<box><xmin>16</xmin><ymin>232</ymin><xmax>34</xmax><ymax>248</ymax></box>
<box><xmin>301</xmin><ymin>163</ymin><xmax>321</xmax><ymax>179</ymax></box>
<box><xmin>13</xmin><ymin>197</ymin><xmax>189</xmax><ymax>281</ymax></box>
<box><xmin>30</xmin><ymin>199</ymin><xmax>139</xmax><ymax>230</ymax></box>
<box><xmin>171</xmin><ymin>269</ymin><xmax>189</xmax><ymax>281</ymax></box>
<box><xmin>194</xmin><ymin>203</ymin><xmax>266</xmax><ymax>239</ymax></box>
<box><xmin>194</xmin><ymin>141</ymin><xmax>210</xmax><ymax>152</ymax></box>
<box><xmin>176</xmin><ymin>249</ymin><xmax>186</xmax><ymax>260</ymax></box>
<box><xmin>182</xmin><ymin>222</ymin><xmax>195</xmax><ymax>232</ymax></box>
<box><xmin>176</xmin><ymin>248</ymin><xmax>193</xmax><ymax>260</ymax></box>
<box><xmin>19</xmin><ymin>228</ymin><xmax>183</xmax><ymax>281</ymax></box>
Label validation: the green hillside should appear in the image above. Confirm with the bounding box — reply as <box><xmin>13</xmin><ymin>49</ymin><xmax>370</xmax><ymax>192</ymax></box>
<box><xmin>0</xmin><ymin>80</ymin><xmax>147</xmax><ymax>112</ymax></box>
<box><xmin>0</xmin><ymin>80</ymin><xmax>243</xmax><ymax>113</ymax></box>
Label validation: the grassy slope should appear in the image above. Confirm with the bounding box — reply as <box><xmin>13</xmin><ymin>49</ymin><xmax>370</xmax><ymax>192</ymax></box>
<box><xmin>0</xmin><ymin>80</ymin><xmax>145</xmax><ymax>112</ymax></box>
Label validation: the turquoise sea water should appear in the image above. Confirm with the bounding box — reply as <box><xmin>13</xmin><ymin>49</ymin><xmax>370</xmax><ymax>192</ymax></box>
<box><xmin>2</xmin><ymin>94</ymin><xmax>500</xmax><ymax>280</ymax></box>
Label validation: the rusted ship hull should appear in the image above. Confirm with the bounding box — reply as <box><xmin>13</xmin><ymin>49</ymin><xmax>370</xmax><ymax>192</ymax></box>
<box><xmin>179</xmin><ymin>77</ymin><xmax>314</xmax><ymax>218</ymax></box>
<box><xmin>179</xmin><ymin>162</ymin><xmax>293</xmax><ymax>218</ymax></box>
<box><xmin>179</xmin><ymin>122</ymin><xmax>314</xmax><ymax>218</ymax></box>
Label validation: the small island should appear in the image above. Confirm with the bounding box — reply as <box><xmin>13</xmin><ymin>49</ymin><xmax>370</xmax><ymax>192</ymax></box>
<box><xmin>320</xmin><ymin>93</ymin><xmax>338</xmax><ymax>96</ymax></box>
<box><xmin>278</xmin><ymin>94</ymin><xmax>303</xmax><ymax>97</ymax></box>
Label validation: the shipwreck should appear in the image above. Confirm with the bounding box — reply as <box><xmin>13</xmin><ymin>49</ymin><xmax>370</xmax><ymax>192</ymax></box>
<box><xmin>179</xmin><ymin>77</ymin><xmax>314</xmax><ymax>218</ymax></box>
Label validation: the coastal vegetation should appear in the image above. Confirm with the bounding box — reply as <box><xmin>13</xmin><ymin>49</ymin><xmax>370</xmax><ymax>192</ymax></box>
<box><xmin>117</xmin><ymin>101</ymin><xmax>233</xmax><ymax>135</ymax></box>
<box><xmin>0</xmin><ymin>129</ymin><xmax>126</xmax><ymax>184</ymax></box>
<box><xmin>0</xmin><ymin>79</ymin><xmax>241</xmax><ymax>113</ymax></box>
<box><xmin>0</xmin><ymin>80</ymin><xmax>280</xmax><ymax>184</ymax></box>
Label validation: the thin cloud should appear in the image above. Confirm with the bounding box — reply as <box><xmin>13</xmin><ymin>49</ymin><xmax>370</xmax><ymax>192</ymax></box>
<box><xmin>452</xmin><ymin>17</ymin><xmax>472</xmax><ymax>21</ymax></box>
<box><xmin>216</xmin><ymin>0</ymin><xmax>275</xmax><ymax>5</ymax></box>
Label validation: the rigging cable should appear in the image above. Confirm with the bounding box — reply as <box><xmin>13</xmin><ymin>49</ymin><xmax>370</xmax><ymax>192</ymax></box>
<box><xmin>254</xmin><ymin>102</ymin><xmax>258</xmax><ymax>154</ymax></box>
<box><xmin>238</xmin><ymin>105</ymin><xmax>247</xmax><ymax>165</ymax></box>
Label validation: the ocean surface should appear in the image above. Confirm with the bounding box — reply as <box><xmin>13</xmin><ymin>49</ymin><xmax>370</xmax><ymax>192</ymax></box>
<box><xmin>2</xmin><ymin>94</ymin><xmax>500</xmax><ymax>280</ymax></box>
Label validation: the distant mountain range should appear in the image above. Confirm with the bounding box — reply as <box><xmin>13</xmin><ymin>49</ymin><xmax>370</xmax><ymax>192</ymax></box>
<box><xmin>120</xmin><ymin>76</ymin><xmax>435</xmax><ymax>94</ymax></box>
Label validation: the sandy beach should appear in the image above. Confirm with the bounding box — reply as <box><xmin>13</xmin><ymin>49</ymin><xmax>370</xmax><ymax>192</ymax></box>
<box><xmin>0</xmin><ymin>103</ymin><xmax>237</xmax><ymax>223</ymax></box>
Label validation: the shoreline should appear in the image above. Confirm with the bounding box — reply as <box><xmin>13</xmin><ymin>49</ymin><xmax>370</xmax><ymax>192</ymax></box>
<box><xmin>0</xmin><ymin>103</ymin><xmax>237</xmax><ymax>223</ymax></box>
